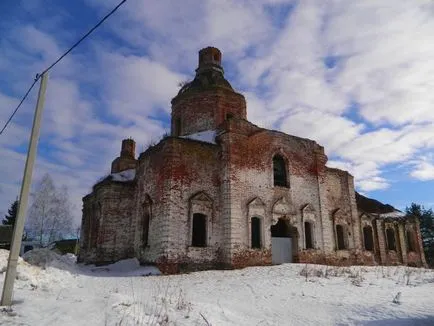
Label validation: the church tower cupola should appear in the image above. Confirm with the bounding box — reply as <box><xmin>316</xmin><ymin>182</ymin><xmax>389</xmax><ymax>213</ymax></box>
<box><xmin>171</xmin><ymin>47</ymin><xmax>246</xmax><ymax>137</ymax></box>
<box><xmin>196</xmin><ymin>47</ymin><xmax>224</xmax><ymax>75</ymax></box>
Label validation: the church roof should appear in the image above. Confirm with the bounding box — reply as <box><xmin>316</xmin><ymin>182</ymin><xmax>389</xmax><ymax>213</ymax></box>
<box><xmin>356</xmin><ymin>192</ymin><xmax>410</xmax><ymax>220</ymax></box>
<box><xmin>177</xmin><ymin>70</ymin><xmax>233</xmax><ymax>96</ymax></box>
<box><xmin>176</xmin><ymin>46</ymin><xmax>234</xmax><ymax>97</ymax></box>
<box><xmin>355</xmin><ymin>192</ymin><xmax>396</xmax><ymax>214</ymax></box>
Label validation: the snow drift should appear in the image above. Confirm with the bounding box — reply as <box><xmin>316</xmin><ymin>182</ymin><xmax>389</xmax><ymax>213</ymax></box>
<box><xmin>1</xmin><ymin>248</ymin><xmax>434</xmax><ymax>326</ymax></box>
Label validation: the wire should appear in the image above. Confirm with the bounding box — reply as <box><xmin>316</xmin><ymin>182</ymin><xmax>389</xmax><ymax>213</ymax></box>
<box><xmin>0</xmin><ymin>78</ymin><xmax>39</xmax><ymax>135</ymax></box>
<box><xmin>41</xmin><ymin>0</ymin><xmax>127</xmax><ymax>75</ymax></box>
<box><xmin>0</xmin><ymin>0</ymin><xmax>127</xmax><ymax>136</ymax></box>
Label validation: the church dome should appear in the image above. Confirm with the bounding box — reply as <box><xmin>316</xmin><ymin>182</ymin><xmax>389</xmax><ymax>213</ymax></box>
<box><xmin>177</xmin><ymin>47</ymin><xmax>234</xmax><ymax>96</ymax></box>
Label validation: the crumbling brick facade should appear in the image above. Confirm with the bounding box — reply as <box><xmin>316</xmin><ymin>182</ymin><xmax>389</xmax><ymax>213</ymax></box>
<box><xmin>78</xmin><ymin>47</ymin><xmax>427</xmax><ymax>272</ymax></box>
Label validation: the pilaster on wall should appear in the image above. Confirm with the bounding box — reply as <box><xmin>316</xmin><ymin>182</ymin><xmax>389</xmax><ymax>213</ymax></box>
<box><xmin>398</xmin><ymin>223</ymin><xmax>408</xmax><ymax>265</ymax></box>
<box><xmin>415</xmin><ymin>219</ymin><xmax>428</xmax><ymax>267</ymax></box>
<box><xmin>376</xmin><ymin>221</ymin><xmax>387</xmax><ymax>264</ymax></box>
<box><xmin>219</xmin><ymin>131</ymin><xmax>250</xmax><ymax>266</ymax></box>
<box><xmin>165</xmin><ymin>139</ymin><xmax>184</xmax><ymax>261</ymax></box>
<box><xmin>347</xmin><ymin>175</ymin><xmax>362</xmax><ymax>250</ymax></box>
<box><xmin>219</xmin><ymin>131</ymin><xmax>234</xmax><ymax>265</ymax></box>
<box><xmin>316</xmin><ymin>152</ymin><xmax>331</xmax><ymax>252</ymax></box>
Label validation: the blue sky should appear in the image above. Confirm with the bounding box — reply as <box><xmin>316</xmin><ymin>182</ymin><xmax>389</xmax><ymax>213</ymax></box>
<box><xmin>0</xmin><ymin>0</ymin><xmax>433</xmax><ymax>225</ymax></box>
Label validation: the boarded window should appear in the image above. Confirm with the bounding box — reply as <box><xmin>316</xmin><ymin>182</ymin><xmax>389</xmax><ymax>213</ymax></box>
<box><xmin>363</xmin><ymin>226</ymin><xmax>374</xmax><ymax>251</ymax></box>
<box><xmin>192</xmin><ymin>213</ymin><xmax>207</xmax><ymax>247</ymax></box>
<box><xmin>304</xmin><ymin>221</ymin><xmax>313</xmax><ymax>249</ymax></box>
<box><xmin>251</xmin><ymin>217</ymin><xmax>261</xmax><ymax>249</ymax></box>
<box><xmin>406</xmin><ymin>230</ymin><xmax>415</xmax><ymax>252</ymax></box>
<box><xmin>336</xmin><ymin>224</ymin><xmax>346</xmax><ymax>250</ymax></box>
<box><xmin>386</xmin><ymin>228</ymin><xmax>396</xmax><ymax>251</ymax></box>
<box><xmin>273</xmin><ymin>155</ymin><xmax>288</xmax><ymax>187</ymax></box>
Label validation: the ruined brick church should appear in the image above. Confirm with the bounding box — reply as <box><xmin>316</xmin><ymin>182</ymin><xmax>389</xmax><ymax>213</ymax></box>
<box><xmin>78</xmin><ymin>47</ymin><xmax>426</xmax><ymax>272</ymax></box>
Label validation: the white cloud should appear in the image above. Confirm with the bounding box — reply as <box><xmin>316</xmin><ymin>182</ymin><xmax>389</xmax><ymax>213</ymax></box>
<box><xmin>410</xmin><ymin>155</ymin><xmax>434</xmax><ymax>181</ymax></box>
<box><xmin>411</xmin><ymin>162</ymin><xmax>434</xmax><ymax>181</ymax></box>
<box><xmin>325</xmin><ymin>1</ymin><xmax>434</xmax><ymax>126</ymax></box>
<box><xmin>280</xmin><ymin>108</ymin><xmax>364</xmax><ymax>154</ymax></box>
<box><xmin>98</xmin><ymin>51</ymin><xmax>184</xmax><ymax>121</ymax></box>
<box><xmin>357</xmin><ymin>177</ymin><xmax>390</xmax><ymax>192</ymax></box>
<box><xmin>327</xmin><ymin>160</ymin><xmax>389</xmax><ymax>192</ymax></box>
<box><xmin>2</xmin><ymin>0</ymin><xmax>434</xmax><ymax>222</ymax></box>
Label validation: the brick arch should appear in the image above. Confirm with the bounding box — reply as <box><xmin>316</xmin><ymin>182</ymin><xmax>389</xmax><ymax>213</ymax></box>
<box><xmin>405</xmin><ymin>224</ymin><xmax>418</xmax><ymax>253</ymax></box>
<box><xmin>270</xmin><ymin>148</ymin><xmax>290</xmax><ymax>188</ymax></box>
<box><xmin>247</xmin><ymin>197</ymin><xmax>266</xmax><ymax>249</ymax></box>
<box><xmin>301</xmin><ymin>203</ymin><xmax>315</xmax><ymax>216</ymax></box>
<box><xmin>332</xmin><ymin>208</ymin><xmax>349</xmax><ymax>250</ymax></box>
<box><xmin>301</xmin><ymin>204</ymin><xmax>316</xmax><ymax>249</ymax></box>
<box><xmin>141</xmin><ymin>194</ymin><xmax>152</xmax><ymax>247</ymax></box>
<box><xmin>272</xmin><ymin>197</ymin><xmax>294</xmax><ymax>225</ymax></box>
<box><xmin>189</xmin><ymin>191</ymin><xmax>213</xmax><ymax>203</ymax></box>
<box><xmin>188</xmin><ymin>191</ymin><xmax>214</xmax><ymax>247</ymax></box>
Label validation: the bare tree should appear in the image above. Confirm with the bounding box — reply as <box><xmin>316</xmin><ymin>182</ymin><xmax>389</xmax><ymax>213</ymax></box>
<box><xmin>27</xmin><ymin>173</ymin><xmax>73</xmax><ymax>246</ymax></box>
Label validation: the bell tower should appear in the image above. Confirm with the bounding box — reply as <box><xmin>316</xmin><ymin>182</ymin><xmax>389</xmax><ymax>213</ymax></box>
<box><xmin>170</xmin><ymin>47</ymin><xmax>247</xmax><ymax>137</ymax></box>
<box><xmin>196</xmin><ymin>47</ymin><xmax>224</xmax><ymax>75</ymax></box>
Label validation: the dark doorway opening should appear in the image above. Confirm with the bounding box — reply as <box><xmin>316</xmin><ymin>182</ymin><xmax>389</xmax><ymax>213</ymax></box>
<box><xmin>142</xmin><ymin>206</ymin><xmax>150</xmax><ymax>247</ymax></box>
<box><xmin>271</xmin><ymin>218</ymin><xmax>290</xmax><ymax>238</ymax></box>
<box><xmin>363</xmin><ymin>226</ymin><xmax>374</xmax><ymax>251</ymax></box>
<box><xmin>386</xmin><ymin>228</ymin><xmax>396</xmax><ymax>251</ymax></box>
<box><xmin>336</xmin><ymin>224</ymin><xmax>346</xmax><ymax>250</ymax></box>
<box><xmin>192</xmin><ymin>213</ymin><xmax>207</xmax><ymax>247</ymax></box>
<box><xmin>251</xmin><ymin>217</ymin><xmax>261</xmax><ymax>249</ymax></box>
<box><xmin>304</xmin><ymin>222</ymin><xmax>313</xmax><ymax>249</ymax></box>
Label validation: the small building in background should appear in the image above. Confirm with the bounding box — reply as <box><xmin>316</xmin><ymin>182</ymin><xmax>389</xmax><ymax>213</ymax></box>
<box><xmin>0</xmin><ymin>225</ymin><xmax>13</xmax><ymax>250</ymax></box>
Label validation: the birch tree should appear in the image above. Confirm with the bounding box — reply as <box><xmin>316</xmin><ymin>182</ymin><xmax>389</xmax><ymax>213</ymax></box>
<box><xmin>27</xmin><ymin>173</ymin><xmax>73</xmax><ymax>246</ymax></box>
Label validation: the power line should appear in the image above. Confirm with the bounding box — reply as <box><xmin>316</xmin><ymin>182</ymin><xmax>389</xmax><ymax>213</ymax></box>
<box><xmin>0</xmin><ymin>78</ymin><xmax>39</xmax><ymax>135</ymax></box>
<box><xmin>0</xmin><ymin>0</ymin><xmax>127</xmax><ymax>136</ymax></box>
<box><xmin>41</xmin><ymin>0</ymin><xmax>127</xmax><ymax>76</ymax></box>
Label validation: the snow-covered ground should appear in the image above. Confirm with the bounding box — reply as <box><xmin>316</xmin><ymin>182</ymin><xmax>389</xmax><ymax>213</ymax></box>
<box><xmin>0</xmin><ymin>249</ymin><xmax>434</xmax><ymax>326</ymax></box>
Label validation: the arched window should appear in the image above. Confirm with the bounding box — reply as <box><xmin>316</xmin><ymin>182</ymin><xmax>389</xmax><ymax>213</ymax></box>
<box><xmin>87</xmin><ymin>214</ymin><xmax>92</xmax><ymax>250</ymax></box>
<box><xmin>175</xmin><ymin>118</ymin><xmax>181</xmax><ymax>136</ymax></box>
<box><xmin>192</xmin><ymin>213</ymin><xmax>207</xmax><ymax>247</ymax></box>
<box><xmin>386</xmin><ymin>228</ymin><xmax>396</xmax><ymax>251</ymax></box>
<box><xmin>90</xmin><ymin>204</ymin><xmax>99</xmax><ymax>248</ymax></box>
<box><xmin>251</xmin><ymin>217</ymin><xmax>261</xmax><ymax>249</ymax></box>
<box><xmin>304</xmin><ymin>221</ymin><xmax>313</xmax><ymax>249</ymax></box>
<box><xmin>142</xmin><ymin>203</ymin><xmax>151</xmax><ymax>247</ymax></box>
<box><xmin>336</xmin><ymin>224</ymin><xmax>346</xmax><ymax>250</ymax></box>
<box><xmin>363</xmin><ymin>226</ymin><xmax>374</xmax><ymax>251</ymax></box>
<box><xmin>97</xmin><ymin>203</ymin><xmax>104</xmax><ymax>246</ymax></box>
<box><xmin>406</xmin><ymin>229</ymin><xmax>416</xmax><ymax>252</ymax></box>
<box><xmin>273</xmin><ymin>155</ymin><xmax>288</xmax><ymax>187</ymax></box>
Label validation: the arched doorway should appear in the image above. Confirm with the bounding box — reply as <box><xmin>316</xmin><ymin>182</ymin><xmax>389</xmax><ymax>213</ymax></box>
<box><xmin>271</xmin><ymin>218</ymin><xmax>298</xmax><ymax>264</ymax></box>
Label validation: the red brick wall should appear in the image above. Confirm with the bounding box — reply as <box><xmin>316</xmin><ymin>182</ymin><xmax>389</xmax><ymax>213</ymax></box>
<box><xmin>171</xmin><ymin>88</ymin><xmax>246</xmax><ymax>136</ymax></box>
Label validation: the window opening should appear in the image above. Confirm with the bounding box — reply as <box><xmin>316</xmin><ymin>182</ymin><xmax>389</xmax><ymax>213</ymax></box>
<box><xmin>273</xmin><ymin>155</ymin><xmax>287</xmax><ymax>187</ymax></box>
<box><xmin>336</xmin><ymin>224</ymin><xmax>346</xmax><ymax>250</ymax></box>
<box><xmin>386</xmin><ymin>228</ymin><xmax>396</xmax><ymax>251</ymax></box>
<box><xmin>192</xmin><ymin>213</ymin><xmax>207</xmax><ymax>247</ymax></box>
<box><xmin>363</xmin><ymin>226</ymin><xmax>374</xmax><ymax>251</ymax></box>
<box><xmin>304</xmin><ymin>221</ymin><xmax>313</xmax><ymax>249</ymax></box>
<box><xmin>251</xmin><ymin>217</ymin><xmax>261</xmax><ymax>248</ymax></box>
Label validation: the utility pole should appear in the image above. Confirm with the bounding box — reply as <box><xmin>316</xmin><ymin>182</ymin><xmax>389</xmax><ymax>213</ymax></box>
<box><xmin>1</xmin><ymin>72</ymin><xmax>48</xmax><ymax>306</ymax></box>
